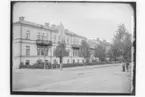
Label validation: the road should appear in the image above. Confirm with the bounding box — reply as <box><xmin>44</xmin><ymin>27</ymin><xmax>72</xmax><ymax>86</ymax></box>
<box><xmin>13</xmin><ymin>63</ymin><xmax>133</xmax><ymax>93</ymax></box>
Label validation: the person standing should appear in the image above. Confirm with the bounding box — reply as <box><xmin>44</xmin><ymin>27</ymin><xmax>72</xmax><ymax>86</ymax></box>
<box><xmin>126</xmin><ymin>61</ymin><xmax>130</xmax><ymax>72</ymax></box>
<box><xmin>122</xmin><ymin>61</ymin><xmax>126</xmax><ymax>72</ymax></box>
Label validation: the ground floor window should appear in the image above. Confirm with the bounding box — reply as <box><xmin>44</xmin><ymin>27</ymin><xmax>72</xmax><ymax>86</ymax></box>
<box><xmin>78</xmin><ymin>59</ymin><xmax>79</xmax><ymax>63</ymax></box>
<box><xmin>73</xmin><ymin>49</ymin><xmax>79</xmax><ymax>56</ymax></box>
<box><xmin>73</xmin><ymin>59</ymin><xmax>75</xmax><ymax>63</ymax></box>
<box><xmin>25</xmin><ymin>60</ymin><xmax>30</xmax><ymax>65</ymax></box>
<box><xmin>67</xmin><ymin>59</ymin><xmax>69</xmax><ymax>63</ymax></box>
<box><xmin>82</xmin><ymin>59</ymin><xmax>84</xmax><ymax>63</ymax></box>
<box><xmin>37</xmin><ymin>46</ymin><xmax>48</xmax><ymax>56</ymax></box>
<box><xmin>26</xmin><ymin>46</ymin><xmax>30</xmax><ymax>56</ymax></box>
<box><xmin>53</xmin><ymin>59</ymin><xmax>57</xmax><ymax>64</ymax></box>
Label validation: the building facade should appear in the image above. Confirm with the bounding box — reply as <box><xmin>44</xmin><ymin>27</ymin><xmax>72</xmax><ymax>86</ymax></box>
<box><xmin>13</xmin><ymin>17</ymin><xmax>88</xmax><ymax>68</ymax></box>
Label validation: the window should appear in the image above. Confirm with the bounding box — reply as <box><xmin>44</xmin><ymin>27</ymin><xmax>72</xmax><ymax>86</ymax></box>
<box><xmin>26</xmin><ymin>46</ymin><xmax>30</xmax><ymax>55</ymax></box>
<box><xmin>37</xmin><ymin>47</ymin><xmax>41</xmax><ymax>55</ymax></box>
<box><xmin>42</xmin><ymin>33</ymin><xmax>45</xmax><ymax>40</ymax></box>
<box><xmin>53</xmin><ymin>59</ymin><xmax>57</xmax><ymax>64</ymax></box>
<box><xmin>67</xmin><ymin>59</ymin><xmax>69</xmax><ymax>64</ymax></box>
<box><xmin>73</xmin><ymin>50</ymin><xmax>75</xmax><ymax>56</ymax></box>
<box><xmin>37</xmin><ymin>46</ymin><xmax>48</xmax><ymax>56</ymax></box>
<box><xmin>25</xmin><ymin>60</ymin><xmax>30</xmax><ymax>65</ymax></box>
<box><xmin>44</xmin><ymin>47</ymin><xmax>48</xmax><ymax>56</ymax></box>
<box><xmin>59</xmin><ymin>36</ymin><xmax>61</xmax><ymax>41</ymax></box>
<box><xmin>26</xmin><ymin>30</ymin><xmax>30</xmax><ymax>40</ymax></box>
<box><xmin>73</xmin><ymin>59</ymin><xmax>75</xmax><ymax>63</ymax></box>
<box><xmin>78</xmin><ymin>59</ymin><xmax>79</xmax><ymax>63</ymax></box>
<box><xmin>37</xmin><ymin>32</ymin><xmax>40</xmax><ymax>40</ymax></box>
<box><xmin>68</xmin><ymin>49</ymin><xmax>69</xmax><ymax>56</ymax></box>
<box><xmin>67</xmin><ymin>37</ymin><xmax>69</xmax><ymax>44</ymax></box>
<box><xmin>45</xmin><ymin>33</ymin><xmax>48</xmax><ymax>40</ymax></box>
<box><xmin>45</xmin><ymin>60</ymin><xmax>49</xmax><ymax>65</ymax></box>
<box><xmin>82</xmin><ymin>59</ymin><xmax>84</xmax><ymax>63</ymax></box>
<box><xmin>53</xmin><ymin>35</ymin><xmax>56</xmax><ymax>43</ymax></box>
<box><xmin>73</xmin><ymin>50</ymin><xmax>79</xmax><ymax>56</ymax></box>
<box><xmin>41</xmin><ymin>48</ymin><xmax>44</xmax><ymax>56</ymax></box>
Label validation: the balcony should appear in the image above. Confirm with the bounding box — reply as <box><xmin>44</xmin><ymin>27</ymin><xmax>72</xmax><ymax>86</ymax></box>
<box><xmin>36</xmin><ymin>40</ymin><xmax>52</xmax><ymax>46</ymax></box>
<box><xmin>71</xmin><ymin>44</ymin><xmax>81</xmax><ymax>49</ymax></box>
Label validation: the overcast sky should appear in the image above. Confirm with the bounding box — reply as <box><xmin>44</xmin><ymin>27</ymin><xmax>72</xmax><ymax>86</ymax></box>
<box><xmin>13</xmin><ymin>2</ymin><xmax>134</xmax><ymax>43</ymax></box>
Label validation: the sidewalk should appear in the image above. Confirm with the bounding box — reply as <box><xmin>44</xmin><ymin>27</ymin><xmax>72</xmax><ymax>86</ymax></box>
<box><xmin>61</xmin><ymin>63</ymin><xmax>122</xmax><ymax>71</ymax></box>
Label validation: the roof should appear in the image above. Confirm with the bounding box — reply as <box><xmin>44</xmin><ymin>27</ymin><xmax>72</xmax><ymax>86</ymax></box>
<box><xmin>13</xmin><ymin>18</ymin><xmax>86</xmax><ymax>39</ymax></box>
<box><xmin>13</xmin><ymin>20</ymin><xmax>58</xmax><ymax>31</ymax></box>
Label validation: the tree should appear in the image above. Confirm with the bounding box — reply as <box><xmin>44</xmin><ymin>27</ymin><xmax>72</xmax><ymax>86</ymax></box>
<box><xmin>111</xmin><ymin>24</ymin><xmax>132</xmax><ymax>62</ymax></box>
<box><xmin>53</xmin><ymin>40</ymin><xmax>69</xmax><ymax>69</ymax></box>
<box><xmin>80</xmin><ymin>40</ymin><xmax>91</xmax><ymax>64</ymax></box>
<box><xmin>94</xmin><ymin>39</ymin><xmax>106</xmax><ymax>62</ymax></box>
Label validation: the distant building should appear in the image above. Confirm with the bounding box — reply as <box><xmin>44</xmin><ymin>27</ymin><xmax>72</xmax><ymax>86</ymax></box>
<box><xmin>13</xmin><ymin>17</ymin><xmax>88</xmax><ymax>68</ymax></box>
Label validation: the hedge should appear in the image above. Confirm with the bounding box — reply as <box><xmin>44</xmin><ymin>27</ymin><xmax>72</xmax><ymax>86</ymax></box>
<box><xmin>19</xmin><ymin>61</ymin><xmax>121</xmax><ymax>69</ymax></box>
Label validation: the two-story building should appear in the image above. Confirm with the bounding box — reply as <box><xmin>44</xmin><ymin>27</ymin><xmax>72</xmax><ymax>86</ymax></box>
<box><xmin>13</xmin><ymin>17</ymin><xmax>86</xmax><ymax>68</ymax></box>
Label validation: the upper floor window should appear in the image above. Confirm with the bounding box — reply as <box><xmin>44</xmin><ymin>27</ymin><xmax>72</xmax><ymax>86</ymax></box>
<box><xmin>53</xmin><ymin>35</ymin><xmax>56</xmax><ymax>43</ymax></box>
<box><xmin>26</xmin><ymin>46</ymin><xmax>30</xmax><ymax>55</ymax></box>
<box><xmin>67</xmin><ymin>59</ymin><xmax>69</xmax><ymax>64</ymax></box>
<box><xmin>73</xmin><ymin>38</ymin><xmax>76</xmax><ymax>44</ymax></box>
<box><xmin>59</xmin><ymin>35</ymin><xmax>61</xmax><ymax>42</ymax></box>
<box><xmin>42</xmin><ymin>33</ymin><xmax>45</xmax><ymax>40</ymax></box>
<box><xmin>65</xmin><ymin>36</ymin><xmax>69</xmax><ymax>44</ymax></box>
<box><xmin>45</xmin><ymin>33</ymin><xmax>48</xmax><ymax>40</ymax></box>
<box><xmin>37</xmin><ymin>32</ymin><xmax>41</xmax><ymax>40</ymax></box>
<box><xmin>67</xmin><ymin>37</ymin><xmax>69</xmax><ymax>44</ymax></box>
<box><xmin>37</xmin><ymin>47</ymin><xmax>40</xmax><ymax>55</ymax></box>
<box><xmin>67</xmin><ymin>49</ymin><xmax>69</xmax><ymax>56</ymax></box>
<box><xmin>73</xmin><ymin>59</ymin><xmax>75</xmax><ymax>63</ymax></box>
<box><xmin>26</xmin><ymin>30</ymin><xmax>30</xmax><ymax>40</ymax></box>
<box><xmin>73</xmin><ymin>49</ymin><xmax>79</xmax><ymax>57</ymax></box>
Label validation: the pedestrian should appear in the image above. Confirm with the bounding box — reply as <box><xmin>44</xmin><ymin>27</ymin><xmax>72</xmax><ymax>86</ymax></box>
<box><xmin>126</xmin><ymin>61</ymin><xmax>130</xmax><ymax>72</ymax></box>
<box><xmin>122</xmin><ymin>61</ymin><xmax>126</xmax><ymax>72</ymax></box>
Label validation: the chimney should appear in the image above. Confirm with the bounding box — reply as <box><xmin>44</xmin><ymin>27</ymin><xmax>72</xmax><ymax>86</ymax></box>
<box><xmin>45</xmin><ymin>23</ymin><xmax>50</xmax><ymax>27</ymax></box>
<box><xmin>19</xmin><ymin>16</ymin><xmax>25</xmax><ymax>21</ymax></box>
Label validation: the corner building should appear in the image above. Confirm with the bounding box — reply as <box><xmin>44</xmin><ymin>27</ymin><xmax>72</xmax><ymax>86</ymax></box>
<box><xmin>13</xmin><ymin>17</ymin><xmax>87</xmax><ymax>68</ymax></box>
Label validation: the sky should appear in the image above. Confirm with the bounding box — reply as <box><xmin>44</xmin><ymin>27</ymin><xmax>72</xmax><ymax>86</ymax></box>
<box><xmin>13</xmin><ymin>2</ymin><xmax>134</xmax><ymax>43</ymax></box>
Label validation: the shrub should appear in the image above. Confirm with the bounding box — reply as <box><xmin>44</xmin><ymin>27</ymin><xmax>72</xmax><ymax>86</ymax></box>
<box><xmin>19</xmin><ymin>62</ymin><xmax>24</xmax><ymax>69</ymax></box>
<box><xmin>36</xmin><ymin>59</ymin><xmax>43</xmax><ymax>64</ymax></box>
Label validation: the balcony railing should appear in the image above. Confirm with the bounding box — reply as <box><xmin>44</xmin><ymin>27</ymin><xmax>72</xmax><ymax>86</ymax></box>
<box><xmin>71</xmin><ymin>44</ymin><xmax>81</xmax><ymax>49</ymax></box>
<box><xmin>36</xmin><ymin>40</ymin><xmax>52</xmax><ymax>46</ymax></box>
